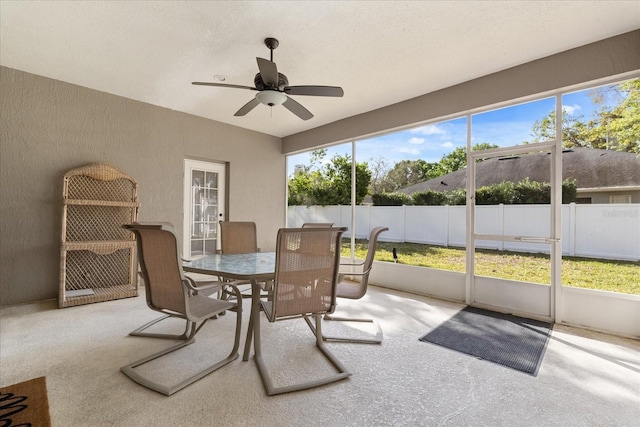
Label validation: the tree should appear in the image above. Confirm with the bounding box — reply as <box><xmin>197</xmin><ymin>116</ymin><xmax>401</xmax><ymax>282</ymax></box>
<box><xmin>378</xmin><ymin>159</ymin><xmax>433</xmax><ymax>192</ymax></box>
<box><xmin>529</xmin><ymin>79</ymin><xmax>639</xmax><ymax>153</ymax></box>
<box><xmin>288</xmin><ymin>150</ymin><xmax>371</xmax><ymax>206</ymax></box>
<box><xmin>427</xmin><ymin>143</ymin><xmax>498</xmax><ymax>178</ymax></box>
<box><xmin>429</xmin><ymin>147</ymin><xmax>466</xmax><ymax>178</ymax></box>
<box><xmin>368</xmin><ymin>156</ymin><xmax>392</xmax><ymax>194</ymax></box>
<box><xmin>591</xmin><ymin>79</ymin><xmax>640</xmax><ymax>153</ymax></box>
<box><xmin>376</xmin><ymin>143</ymin><xmax>498</xmax><ymax>192</ymax></box>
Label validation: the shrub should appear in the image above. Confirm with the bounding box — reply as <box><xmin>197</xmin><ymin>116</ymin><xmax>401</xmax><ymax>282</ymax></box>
<box><xmin>371</xmin><ymin>192</ymin><xmax>413</xmax><ymax>206</ymax></box>
<box><xmin>513</xmin><ymin>178</ymin><xmax>547</xmax><ymax>204</ymax></box>
<box><xmin>372</xmin><ymin>178</ymin><xmax>577</xmax><ymax>206</ymax></box>
<box><xmin>446</xmin><ymin>189</ymin><xmax>467</xmax><ymax>205</ymax></box>
<box><xmin>562</xmin><ymin>178</ymin><xmax>577</xmax><ymax>203</ymax></box>
<box><xmin>476</xmin><ymin>181</ymin><xmax>516</xmax><ymax>205</ymax></box>
<box><xmin>412</xmin><ymin>190</ymin><xmax>447</xmax><ymax>206</ymax></box>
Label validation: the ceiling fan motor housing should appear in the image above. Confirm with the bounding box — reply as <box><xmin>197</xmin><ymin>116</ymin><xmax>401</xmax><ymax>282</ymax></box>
<box><xmin>254</xmin><ymin>73</ymin><xmax>289</xmax><ymax>91</ymax></box>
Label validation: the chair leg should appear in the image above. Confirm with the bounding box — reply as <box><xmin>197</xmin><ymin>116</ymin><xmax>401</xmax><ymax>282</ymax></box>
<box><xmin>254</xmin><ymin>314</ymin><xmax>351</xmax><ymax>396</ymax></box>
<box><xmin>304</xmin><ymin>313</ymin><xmax>383</xmax><ymax>344</ymax></box>
<box><xmin>121</xmin><ymin>293</ymin><xmax>243</xmax><ymax>396</ymax></box>
<box><xmin>129</xmin><ymin>314</ymin><xmax>196</xmax><ymax>340</ymax></box>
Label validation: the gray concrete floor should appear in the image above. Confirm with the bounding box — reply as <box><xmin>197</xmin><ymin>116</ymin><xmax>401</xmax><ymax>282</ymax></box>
<box><xmin>1</xmin><ymin>285</ymin><xmax>638</xmax><ymax>426</ymax></box>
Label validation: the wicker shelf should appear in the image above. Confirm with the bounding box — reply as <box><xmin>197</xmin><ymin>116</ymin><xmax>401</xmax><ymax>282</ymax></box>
<box><xmin>61</xmin><ymin>284</ymin><xmax>139</xmax><ymax>308</ymax></box>
<box><xmin>62</xmin><ymin>240</ymin><xmax>136</xmax><ymax>251</ymax></box>
<box><xmin>65</xmin><ymin>199</ymin><xmax>140</xmax><ymax>207</ymax></box>
<box><xmin>59</xmin><ymin>164</ymin><xmax>140</xmax><ymax>308</ymax></box>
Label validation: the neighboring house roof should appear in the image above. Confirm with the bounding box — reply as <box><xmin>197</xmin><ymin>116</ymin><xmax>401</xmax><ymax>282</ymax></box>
<box><xmin>399</xmin><ymin>148</ymin><xmax>640</xmax><ymax>194</ymax></box>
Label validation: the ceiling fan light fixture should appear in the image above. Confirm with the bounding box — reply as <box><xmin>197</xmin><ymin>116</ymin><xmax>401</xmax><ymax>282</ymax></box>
<box><xmin>256</xmin><ymin>90</ymin><xmax>286</xmax><ymax>107</ymax></box>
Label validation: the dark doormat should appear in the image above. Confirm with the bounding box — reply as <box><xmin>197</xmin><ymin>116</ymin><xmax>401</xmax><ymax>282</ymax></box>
<box><xmin>419</xmin><ymin>306</ymin><xmax>552</xmax><ymax>376</ymax></box>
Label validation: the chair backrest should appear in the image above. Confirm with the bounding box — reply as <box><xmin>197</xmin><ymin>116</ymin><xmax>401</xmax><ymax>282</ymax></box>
<box><xmin>339</xmin><ymin>226</ymin><xmax>388</xmax><ymax>300</ymax></box>
<box><xmin>219</xmin><ymin>221</ymin><xmax>258</xmax><ymax>254</ymax></box>
<box><xmin>301</xmin><ymin>222</ymin><xmax>334</xmax><ymax>228</ymax></box>
<box><xmin>267</xmin><ymin>227</ymin><xmax>346</xmax><ymax>321</ymax></box>
<box><xmin>124</xmin><ymin>223</ymin><xmax>187</xmax><ymax>315</ymax></box>
<box><xmin>362</xmin><ymin>227</ymin><xmax>389</xmax><ymax>276</ymax></box>
<box><xmin>298</xmin><ymin>222</ymin><xmax>339</xmax><ymax>254</ymax></box>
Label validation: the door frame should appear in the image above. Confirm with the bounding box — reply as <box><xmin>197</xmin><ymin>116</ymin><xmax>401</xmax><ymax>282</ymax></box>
<box><xmin>183</xmin><ymin>159</ymin><xmax>227</xmax><ymax>258</ymax></box>
<box><xmin>465</xmin><ymin>95</ymin><xmax>563</xmax><ymax>322</ymax></box>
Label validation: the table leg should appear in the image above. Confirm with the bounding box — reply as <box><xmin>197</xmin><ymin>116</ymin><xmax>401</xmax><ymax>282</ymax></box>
<box><xmin>243</xmin><ymin>279</ymin><xmax>260</xmax><ymax>361</ymax></box>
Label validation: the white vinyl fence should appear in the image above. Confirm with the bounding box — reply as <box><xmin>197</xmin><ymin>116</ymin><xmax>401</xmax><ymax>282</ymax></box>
<box><xmin>288</xmin><ymin>203</ymin><xmax>640</xmax><ymax>261</ymax></box>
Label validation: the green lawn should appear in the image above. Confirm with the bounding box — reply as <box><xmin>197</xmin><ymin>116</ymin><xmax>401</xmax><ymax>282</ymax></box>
<box><xmin>342</xmin><ymin>240</ymin><xmax>640</xmax><ymax>295</ymax></box>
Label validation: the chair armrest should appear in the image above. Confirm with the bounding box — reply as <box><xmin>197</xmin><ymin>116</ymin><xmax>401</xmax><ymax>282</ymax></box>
<box><xmin>339</xmin><ymin>260</ymin><xmax>366</xmax><ymax>267</ymax></box>
<box><xmin>340</xmin><ymin>271</ymin><xmax>366</xmax><ymax>277</ymax></box>
<box><xmin>338</xmin><ymin>259</ymin><xmax>367</xmax><ymax>277</ymax></box>
<box><xmin>183</xmin><ymin>276</ymin><xmax>222</xmax><ymax>293</ymax></box>
<box><xmin>217</xmin><ymin>282</ymin><xmax>243</xmax><ymax>313</ymax></box>
<box><xmin>181</xmin><ymin>256</ymin><xmax>204</xmax><ymax>263</ymax></box>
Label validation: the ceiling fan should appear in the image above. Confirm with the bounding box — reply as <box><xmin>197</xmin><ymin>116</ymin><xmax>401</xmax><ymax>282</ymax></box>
<box><xmin>192</xmin><ymin>38</ymin><xmax>344</xmax><ymax>121</ymax></box>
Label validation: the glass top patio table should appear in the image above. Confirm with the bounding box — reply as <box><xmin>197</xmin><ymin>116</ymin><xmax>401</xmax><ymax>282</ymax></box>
<box><xmin>182</xmin><ymin>252</ymin><xmax>276</xmax><ymax>281</ymax></box>
<box><xmin>183</xmin><ymin>252</ymin><xmax>276</xmax><ymax>361</ymax></box>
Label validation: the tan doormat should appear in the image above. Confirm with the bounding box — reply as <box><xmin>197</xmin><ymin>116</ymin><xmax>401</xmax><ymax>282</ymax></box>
<box><xmin>0</xmin><ymin>376</ymin><xmax>52</xmax><ymax>426</ymax></box>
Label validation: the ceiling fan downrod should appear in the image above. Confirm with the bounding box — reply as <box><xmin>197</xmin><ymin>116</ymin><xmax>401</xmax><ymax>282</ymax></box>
<box><xmin>264</xmin><ymin>37</ymin><xmax>279</xmax><ymax>62</ymax></box>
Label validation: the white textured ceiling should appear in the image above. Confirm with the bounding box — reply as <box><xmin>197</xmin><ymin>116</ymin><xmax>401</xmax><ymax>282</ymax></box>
<box><xmin>1</xmin><ymin>1</ymin><xmax>639</xmax><ymax>138</ymax></box>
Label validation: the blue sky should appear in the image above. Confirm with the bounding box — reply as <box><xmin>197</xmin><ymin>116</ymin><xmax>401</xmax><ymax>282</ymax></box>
<box><xmin>287</xmin><ymin>85</ymin><xmax>613</xmax><ymax>176</ymax></box>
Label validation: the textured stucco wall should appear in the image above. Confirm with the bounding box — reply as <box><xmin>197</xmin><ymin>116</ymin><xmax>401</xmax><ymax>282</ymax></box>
<box><xmin>0</xmin><ymin>67</ymin><xmax>284</xmax><ymax>305</ymax></box>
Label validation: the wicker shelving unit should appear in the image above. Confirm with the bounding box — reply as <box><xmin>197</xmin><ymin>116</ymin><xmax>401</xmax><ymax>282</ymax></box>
<box><xmin>59</xmin><ymin>164</ymin><xmax>140</xmax><ymax>308</ymax></box>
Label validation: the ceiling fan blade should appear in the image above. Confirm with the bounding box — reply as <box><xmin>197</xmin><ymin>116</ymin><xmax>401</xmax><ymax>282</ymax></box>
<box><xmin>192</xmin><ymin>82</ymin><xmax>257</xmax><ymax>91</ymax></box>
<box><xmin>234</xmin><ymin>98</ymin><xmax>261</xmax><ymax>117</ymax></box>
<box><xmin>256</xmin><ymin>57</ymin><xmax>278</xmax><ymax>87</ymax></box>
<box><xmin>284</xmin><ymin>86</ymin><xmax>344</xmax><ymax>97</ymax></box>
<box><xmin>282</xmin><ymin>96</ymin><xmax>313</xmax><ymax>121</ymax></box>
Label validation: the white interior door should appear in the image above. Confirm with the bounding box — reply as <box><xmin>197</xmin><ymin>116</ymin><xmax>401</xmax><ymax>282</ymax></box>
<box><xmin>183</xmin><ymin>159</ymin><xmax>226</xmax><ymax>258</ymax></box>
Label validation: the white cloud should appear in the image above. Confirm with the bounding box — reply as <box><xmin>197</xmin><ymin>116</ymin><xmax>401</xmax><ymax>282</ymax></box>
<box><xmin>408</xmin><ymin>137</ymin><xmax>424</xmax><ymax>145</ymax></box>
<box><xmin>563</xmin><ymin>104</ymin><xmax>581</xmax><ymax>115</ymax></box>
<box><xmin>410</xmin><ymin>124</ymin><xmax>446</xmax><ymax>136</ymax></box>
<box><xmin>441</xmin><ymin>141</ymin><xmax>454</xmax><ymax>149</ymax></box>
<box><xmin>397</xmin><ymin>146</ymin><xmax>422</xmax><ymax>155</ymax></box>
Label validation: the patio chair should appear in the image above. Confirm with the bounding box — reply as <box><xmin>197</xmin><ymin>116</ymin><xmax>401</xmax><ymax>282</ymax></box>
<box><xmin>155</xmin><ymin>221</ymin><xmax>223</xmax><ymax>299</ymax></box>
<box><xmin>218</xmin><ymin>221</ymin><xmax>270</xmax><ymax>299</ymax></box>
<box><xmin>120</xmin><ymin>223</ymin><xmax>242</xmax><ymax>396</ymax></box>
<box><xmin>305</xmin><ymin>226</ymin><xmax>389</xmax><ymax>344</ymax></box>
<box><xmin>219</xmin><ymin>221</ymin><xmax>258</xmax><ymax>254</ymax></box>
<box><xmin>254</xmin><ymin>227</ymin><xmax>351</xmax><ymax>395</ymax></box>
<box><xmin>301</xmin><ymin>222</ymin><xmax>334</xmax><ymax>228</ymax></box>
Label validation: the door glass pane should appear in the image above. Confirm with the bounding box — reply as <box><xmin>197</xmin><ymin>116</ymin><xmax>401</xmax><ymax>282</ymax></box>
<box><xmin>205</xmin><ymin>204</ymin><xmax>218</xmax><ymax>222</ymax></box>
<box><xmin>205</xmin><ymin>172</ymin><xmax>217</xmax><ymax>188</ymax></box>
<box><xmin>190</xmin><ymin>239</ymin><xmax>203</xmax><ymax>257</ymax></box>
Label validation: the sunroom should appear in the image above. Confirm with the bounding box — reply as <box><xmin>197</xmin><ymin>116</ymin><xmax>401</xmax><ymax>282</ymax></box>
<box><xmin>1</xmin><ymin>2</ymin><xmax>638</xmax><ymax>425</ymax></box>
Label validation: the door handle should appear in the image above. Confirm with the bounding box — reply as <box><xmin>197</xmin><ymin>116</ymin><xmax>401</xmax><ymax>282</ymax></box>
<box><xmin>514</xmin><ymin>237</ymin><xmax>560</xmax><ymax>243</ymax></box>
